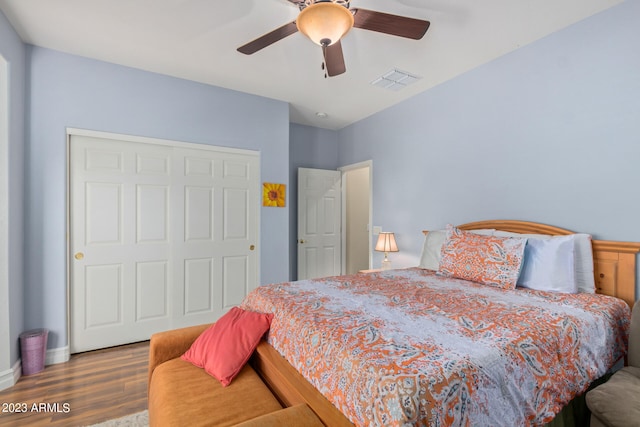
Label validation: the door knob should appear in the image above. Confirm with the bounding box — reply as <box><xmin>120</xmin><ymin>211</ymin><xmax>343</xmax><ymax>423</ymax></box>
<box><xmin>74</xmin><ymin>252</ymin><xmax>84</xmax><ymax>260</ymax></box>
<box><xmin>250</xmin><ymin>245</ymin><xmax>255</xmax><ymax>251</ymax></box>
<box><xmin>298</xmin><ymin>239</ymin><xmax>305</xmax><ymax>244</ymax></box>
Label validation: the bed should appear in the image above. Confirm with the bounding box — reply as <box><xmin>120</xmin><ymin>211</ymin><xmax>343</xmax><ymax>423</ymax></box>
<box><xmin>243</xmin><ymin>220</ymin><xmax>640</xmax><ymax>426</ymax></box>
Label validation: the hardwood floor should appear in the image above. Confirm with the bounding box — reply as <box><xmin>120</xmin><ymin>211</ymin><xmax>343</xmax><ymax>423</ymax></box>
<box><xmin>0</xmin><ymin>341</ymin><xmax>149</xmax><ymax>426</ymax></box>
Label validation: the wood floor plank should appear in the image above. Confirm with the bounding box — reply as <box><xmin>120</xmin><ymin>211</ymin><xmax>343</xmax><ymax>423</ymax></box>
<box><xmin>0</xmin><ymin>341</ymin><xmax>149</xmax><ymax>426</ymax></box>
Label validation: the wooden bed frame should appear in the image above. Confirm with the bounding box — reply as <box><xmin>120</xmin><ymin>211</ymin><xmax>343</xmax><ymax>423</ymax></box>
<box><xmin>251</xmin><ymin>220</ymin><xmax>640</xmax><ymax>426</ymax></box>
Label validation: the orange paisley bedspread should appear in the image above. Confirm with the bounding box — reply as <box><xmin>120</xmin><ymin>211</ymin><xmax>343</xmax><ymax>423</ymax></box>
<box><xmin>240</xmin><ymin>268</ymin><xmax>630</xmax><ymax>426</ymax></box>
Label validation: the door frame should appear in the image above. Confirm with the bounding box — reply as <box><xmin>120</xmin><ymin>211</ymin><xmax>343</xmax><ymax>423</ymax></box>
<box><xmin>339</xmin><ymin>160</ymin><xmax>373</xmax><ymax>273</ymax></box>
<box><xmin>66</xmin><ymin>127</ymin><xmax>261</xmax><ymax>352</ymax></box>
<box><xmin>0</xmin><ymin>54</ymin><xmax>12</xmax><ymax>389</ymax></box>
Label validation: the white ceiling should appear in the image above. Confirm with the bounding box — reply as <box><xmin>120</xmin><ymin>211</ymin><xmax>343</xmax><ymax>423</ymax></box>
<box><xmin>0</xmin><ymin>0</ymin><xmax>623</xmax><ymax>130</ymax></box>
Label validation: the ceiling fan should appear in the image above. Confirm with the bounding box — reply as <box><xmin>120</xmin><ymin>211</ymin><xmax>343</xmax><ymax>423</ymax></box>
<box><xmin>237</xmin><ymin>0</ymin><xmax>430</xmax><ymax>77</ymax></box>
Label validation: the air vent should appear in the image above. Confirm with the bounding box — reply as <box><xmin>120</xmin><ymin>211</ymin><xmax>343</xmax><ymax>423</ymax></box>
<box><xmin>371</xmin><ymin>69</ymin><xmax>421</xmax><ymax>91</ymax></box>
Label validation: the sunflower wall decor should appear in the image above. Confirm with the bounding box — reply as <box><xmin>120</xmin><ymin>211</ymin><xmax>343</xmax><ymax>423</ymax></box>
<box><xmin>262</xmin><ymin>182</ymin><xmax>286</xmax><ymax>207</ymax></box>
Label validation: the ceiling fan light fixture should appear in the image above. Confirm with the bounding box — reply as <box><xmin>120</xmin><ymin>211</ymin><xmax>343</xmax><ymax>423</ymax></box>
<box><xmin>296</xmin><ymin>2</ymin><xmax>354</xmax><ymax>46</ymax></box>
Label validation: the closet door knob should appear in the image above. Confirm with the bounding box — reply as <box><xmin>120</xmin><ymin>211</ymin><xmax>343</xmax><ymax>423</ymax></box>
<box><xmin>74</xmin><ymin>252</ymin><xmax>84</xmax><ymax>260</ymax></box>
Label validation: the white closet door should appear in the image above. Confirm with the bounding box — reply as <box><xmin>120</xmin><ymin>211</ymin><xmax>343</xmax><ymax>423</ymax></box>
<box><xmin>171</xmin><ymin>146</ymin><xmax>259</xmax><ymax>328</ymax></box>
<box><xmin>69</xmin><ymin>133</ymin><xmax>259</xmax><ymax>353</ymax></box>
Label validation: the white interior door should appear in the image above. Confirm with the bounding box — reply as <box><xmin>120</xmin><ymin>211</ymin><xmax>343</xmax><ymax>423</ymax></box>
<box><xmin>69</xmin><ymin>132</ymin><xmax>259</xmax><ymax>353</ymax></box>
<box><xmin>297</xmin><ymin>168</ymin><xmax>341</xmax><ymax>280</ymax></box>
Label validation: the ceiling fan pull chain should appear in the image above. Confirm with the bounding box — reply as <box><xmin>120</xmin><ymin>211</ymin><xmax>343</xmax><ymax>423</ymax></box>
<box><xmin>321</xmin><ymin>42</ymin><xmax>328</xmax><ymax>78</ymax></box>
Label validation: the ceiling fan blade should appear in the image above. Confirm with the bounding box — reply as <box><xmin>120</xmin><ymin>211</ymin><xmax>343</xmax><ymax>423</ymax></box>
<box><xmin>351</xmin><ymin>8</ymin><xmax>430</xmax><ymax>40</ymax></box>
<box><xmin>323</xmin><ymin>41</ymin><xmax>346</xmax><ymax>77</ymax></box>
<box><xmin>237</xmin><ymin>21</ymin><xmax>298</xmax><ymax>55</ymax></box>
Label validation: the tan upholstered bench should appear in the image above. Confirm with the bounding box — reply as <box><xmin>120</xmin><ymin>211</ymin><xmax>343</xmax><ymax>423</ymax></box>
<box><xmin>234</xmin><ymin>403</ymin><xmax>324</xmax><ymax>427</ymax></box>
<box><xmin>148</xmin><ymin>324</ymin><xmax>283</xmax><ymax>427</ymax></box>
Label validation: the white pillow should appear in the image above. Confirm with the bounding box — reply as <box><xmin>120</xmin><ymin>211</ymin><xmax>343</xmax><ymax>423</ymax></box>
<box><xmin>494</xmin><ymin>230</ymin><xmax>595</xmax><ymax>293</ymax></box>
<box><xmin>572</xmin><ymin>234</ymin><xmax>596</xmax><ymax>293</ymax></box>
<box><xmin>517</xmin><ymin>235</ymin><xmax>576</xmax><ymax>293</ymax></box>
<box><xmin>419</xmin><ymin>228</ymin><xmax>495</xmax><ymax>271</ymax></box>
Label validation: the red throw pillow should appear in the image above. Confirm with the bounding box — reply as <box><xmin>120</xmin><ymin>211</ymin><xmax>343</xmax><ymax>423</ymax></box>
<box><xmin>181</xmin><ymin>307</ymin><xmax>273</xmax><ymax>386</ymax></box>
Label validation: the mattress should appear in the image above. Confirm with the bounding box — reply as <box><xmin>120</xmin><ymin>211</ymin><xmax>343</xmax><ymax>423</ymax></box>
<box><xmin>241</xmin><ymin>268</ymin><xmax>630</xmax><ymax>426</ymax></box>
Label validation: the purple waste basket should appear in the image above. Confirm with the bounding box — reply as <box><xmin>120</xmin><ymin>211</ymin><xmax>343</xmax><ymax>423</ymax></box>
<box><xmin>20</xmin><ymin>329</ymin><xmax>48</xmax><ymax>375</ymax></box>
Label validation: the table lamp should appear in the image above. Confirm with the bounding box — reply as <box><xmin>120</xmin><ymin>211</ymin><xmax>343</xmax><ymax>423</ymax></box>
<box><xmin>375</xmin><ymin>232</ymin><xmax>398</xmax><ymax>270</ymax></box>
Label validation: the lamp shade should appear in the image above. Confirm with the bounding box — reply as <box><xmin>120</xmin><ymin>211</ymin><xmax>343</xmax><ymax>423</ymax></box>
<box><xmin>296</xmin><ymin>2</ymin><xmax>354</xmax><ymax>46</ymax></box>
<box><xmin>375</xmin><ymin>232</ymin><xmax>399</xmax><ymax>253</ymax></box>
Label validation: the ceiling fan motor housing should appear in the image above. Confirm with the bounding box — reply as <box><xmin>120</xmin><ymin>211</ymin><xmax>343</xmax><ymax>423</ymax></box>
<box><xmin>290</xmin><ymin>0</ymin><xmax>351</xmax><ymax>12</ymax></box>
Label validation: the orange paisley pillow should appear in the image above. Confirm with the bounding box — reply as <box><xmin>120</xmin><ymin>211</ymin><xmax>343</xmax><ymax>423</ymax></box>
<box><xmin>438</xmin><ymin>225</ymin><xmax>527</xmax><ymax>290</ymax></box>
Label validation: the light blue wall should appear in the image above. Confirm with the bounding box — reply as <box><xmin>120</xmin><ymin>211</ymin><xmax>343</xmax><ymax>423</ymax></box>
<box><xmin>338</xmin><ymin>0</ymin><xmax>640</xmax><ymax>296</ymax></box>
<box><xmin>289</xmin><ymin>123</ymin><xmax>339</xmax><ymax>280</ymax></box>
<box><xmin>0</xmin><ymin>9</ymin><xmax>25</xmax><ymax>367</ymax></box>
<box><xmin>26</xmin><ymin>47</ymin><xmax>290</xmax><ymax>350</ymax></box>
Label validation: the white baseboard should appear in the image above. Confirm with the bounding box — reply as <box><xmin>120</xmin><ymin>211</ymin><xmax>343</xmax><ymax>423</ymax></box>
<box><xmin>0</xmin><ymin>346</ymin><xmax>70</xmax><ymax>391</ymax></box>
<box><xmin>0</xmin><ymin>359</ymin><xmax>21</xmax><ymax>391</ymax></box>
<box><xmin>46</xmin><ymin>345</ymin><xmax>70</xmax><ymax>366</ymax></box>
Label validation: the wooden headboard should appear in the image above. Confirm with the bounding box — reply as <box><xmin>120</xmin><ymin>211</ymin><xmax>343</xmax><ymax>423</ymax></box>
<box><xmin>423</xmin><ymin>220</ymin><xmax>640</xmax><ymax>308</ymax></box>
